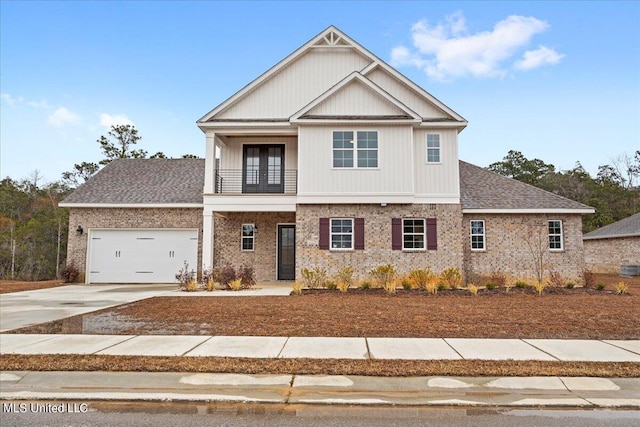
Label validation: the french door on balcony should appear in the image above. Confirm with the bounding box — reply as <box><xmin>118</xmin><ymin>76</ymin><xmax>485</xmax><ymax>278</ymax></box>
<box><xmin>242</xmin><ymin>144</ymin><xmax>285</xmax><ymax>193</ymax></box>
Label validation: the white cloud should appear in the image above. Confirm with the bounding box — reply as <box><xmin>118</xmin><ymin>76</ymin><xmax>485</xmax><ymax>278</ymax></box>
<box><xmin>48</xmin><ymin>107</ymin><xmax>81</xmax><ymax>127</ymax></box>
<box><xmin>1</xmin><ymin>93</ymin><xmax>18</xmax><ymax>106</ymax></box>
<box><xmin>515</xmin><ymin>46</ymin><xmax>565</xmax><ymax>70</ymax></box>
<box><xmin>1</xmin><ymin>93</ymin><xmax>50</xmax><ymax>108</ymax></box>
<box><xmin>99</xmin><ymin>113</ymin><xmax>134</xmax><ymax>128</ymax></box>
<box><xmin>391</xmin><ymin>12</ymin><xmax>563</xmax><ymax>80</ymax></box>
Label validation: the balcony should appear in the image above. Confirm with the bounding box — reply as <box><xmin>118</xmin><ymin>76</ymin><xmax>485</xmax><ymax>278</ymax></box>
<box><xmin>214</xmin><ymin>169</ymin><xmax>298</xmax><ymax>194</ymax></box>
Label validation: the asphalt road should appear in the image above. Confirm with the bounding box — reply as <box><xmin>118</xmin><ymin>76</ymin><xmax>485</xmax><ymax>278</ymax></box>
<box><xmin>2</xmin><ymin>404</ymin><xmax>640</xmax><ymax>427</ymax></box>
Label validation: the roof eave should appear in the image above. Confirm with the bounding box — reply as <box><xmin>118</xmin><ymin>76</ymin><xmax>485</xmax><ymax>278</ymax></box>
<box><xmin>462</xmin><ymin>208</ymin><xmax>595</xmax><ymax>214</ymax></box>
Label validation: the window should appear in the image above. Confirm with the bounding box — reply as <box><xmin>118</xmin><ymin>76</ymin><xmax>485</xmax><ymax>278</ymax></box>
<box><xmin>333</xmin><ymin>131</ymin><xmax>354</xmax><ymax>168</ymax></box>
<box><xmin>333</xmin><ymin>131</ymin><xmax>377</xmax><ymax>168</ymax></box>
<box><xmin>402</xmin><ymin>218</ymin><xmax>425</xmax><ymax>250</ymax></box>
<box><xmin>426</xmin><ymin>134</ymin><xmax>440</xmax><ymax>163</ymax></box>
<box><xmin>357</xmin><ymin>131</ymin><xmax>378</xmax><ymax>167</ymax></box>
<box><xmin>241</xmin><ymin>224</ymin><xmax>255</xmax><ymax>251</ymax></box>
<box><xmin>548</xmin><ymin>220</ymin><xmax>563</xmax><ymax>250</ymax></box>
<box><xmin>330</xmin><ymin>218</ymin><xmax>353</xmax><ymax>250</ymax></box>
<box><xmin>470</xmin><ymin>220</ymin><xmax>485</xmax><ymax>251</ymax></box>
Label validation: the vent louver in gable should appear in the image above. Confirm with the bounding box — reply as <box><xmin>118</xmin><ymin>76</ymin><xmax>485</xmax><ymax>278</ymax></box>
<box><xmin>313</xmin><ymin>30</ymin><xmax>351</xmax><ymax>47</ymax></box>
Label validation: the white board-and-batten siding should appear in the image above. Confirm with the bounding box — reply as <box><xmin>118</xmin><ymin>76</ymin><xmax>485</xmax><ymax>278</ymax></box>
<box><xmin>217</xmin><ymin>49</ymin><xmax>372</xmax><ymax>119</ymax></box>
<box><xmin>413</xmin><ymin>129</ymin><xmax>460</xmax><ymax>199</ymax></box>
<box><xmin>217</xmin><ymin>136</ymin><xmax>298</xmax><ymax>171</ymax></box>
<box><xmin>297</xmin><ymin>125</ymin><xmax>414</xmax><ymax>199</ymax></box>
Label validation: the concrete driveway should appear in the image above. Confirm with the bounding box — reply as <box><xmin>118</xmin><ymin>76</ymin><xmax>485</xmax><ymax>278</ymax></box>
<box><xmin>0</xmin><ymin>284</ymin><xmax>176</xmax><ymax>332</ymax></box>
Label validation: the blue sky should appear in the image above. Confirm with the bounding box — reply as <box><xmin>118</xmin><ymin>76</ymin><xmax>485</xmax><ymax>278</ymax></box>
<box><xmin>1</xmin><ymin>1</ymin><xmax>638</xmax><ymax>183</ymax></box>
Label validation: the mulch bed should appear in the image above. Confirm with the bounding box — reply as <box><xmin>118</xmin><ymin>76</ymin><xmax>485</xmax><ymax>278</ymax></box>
<box><xmin>11</xmin><ymin>284</ymin><xmax>639</xmax><ymax>340</ymax></box>
<box><xmin>1</xmin><ymin>354</ymin><xmax>638</xmax><ymax>378</ymax></box>
<box><xmin>0</xmin><ymin>279</ymin><xmax>65</xmax><ymax>294</ymax></box>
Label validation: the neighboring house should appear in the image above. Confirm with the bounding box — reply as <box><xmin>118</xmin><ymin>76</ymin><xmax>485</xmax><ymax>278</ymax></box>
<box><xmin>583</xmin><ymin>212</ymin><xmax>640</xmax><ymax>274</ymax></box>
<box><xmin>61</xmin><ymin>26</ymin><xmax>593</xmax><ymax>284</ymax></box>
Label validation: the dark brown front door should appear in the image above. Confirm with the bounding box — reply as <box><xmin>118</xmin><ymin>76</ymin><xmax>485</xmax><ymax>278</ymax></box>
<box><xmin>277</xmin><ymin>225</ymin><xmax>295</xmax><ymax>280</ymax></box>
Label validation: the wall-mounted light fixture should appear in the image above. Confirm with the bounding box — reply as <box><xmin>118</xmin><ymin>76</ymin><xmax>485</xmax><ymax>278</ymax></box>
<box><xmin>76</xmin><ymin>225</ymin><xmax>83</xmax><ymax>235</ymax></box>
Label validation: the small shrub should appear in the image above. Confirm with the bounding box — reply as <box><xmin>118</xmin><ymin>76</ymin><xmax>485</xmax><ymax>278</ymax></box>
<box><xmin>596</xmin><ymin>283</ymin><xmax>606</xmax><ymax>291</ymax></box>
<box><xmin>382</xmin><ymin>280</ymin><xmax>397</xmax><ymax>295</ymax></box>
<box><xmin>228</xmin><ymin>278</ymin><xmax>243</xmax><ymax>291</ymax></box>
<box><xmin>408</xmin><ymin>268</ymin><xmax>434</xmax><ymax>289</ymax></box>
<box><xmin>581</xmin><ymin>269</ymin><xmax>596</xmax><ymax>288</ymax></box>
<box><xmin>337</xmin><ymin>281</ymin><xmax>350</xmax><ymax>293</ymax></box>
<box><xmin>175</xmin><ymin>261</ymin><xmax>196</xmax><ymax>291</ymax></box>
<box><xmin>548</xmin><ymin>271</ymin><xmax>566</xmax><ymax>288</ymax></box>
<box><xmin>291</xmin><ymin>281</ymin><xmax>303</xmax><ymax>295</ymax></box>
<box><xmin>60</xmin><ymin>262</ymin><xmax>79</xmax><ymax>283</ymax></box>
<box><xmin>370</xmin><ymin>264</ymin><xmax>396</xmax><ymax>289</ymax></box>
<box><xmin>218</xmin><ymin>264</ymin><xmax>236</xmax><ymax>287</ymax></box>
<box><xmin>301</xmin><ymin>267</ymin><xmax>327</xmax><ymax>289</ymax></box>
<box><xmin>488</xmin><ymin>271</ymin><xmax>507</xmax><ymax>288</ymax></box>
<box><xmin>533</xmin><ymin>281</ymin><xmax>546</xmax><ymax>296</ymax></box>
<box><xmin>326</xmin><ymin>281</ymin><xmax>338</xmax><ymax>290</ymax></box>
<box><xmin>485</xmin><ymin>282</ymin><xmax>497</xmax><ymax>291</ymax></box>
<box><xmin>360</xmin><ymin>281</ymin><xmax>372</xmax><ymax>290</ymax></box>
<box><xmin>334</xmin><ymin>266</ymin><xmax>354</xmax><ymax>290</ymax></box>
<box><xmin>437</xmin><ymin>283</ymin><xmax>449</xmax><ymax>292</ymax></box>
<box><xmin>201</xmin><ymin>266</ymin><xmax>216</xmax><ymax>291</ymax></box>
<box><xmin>185</xmin><ymin>278</ymin><xmax>198</xmax><ymax>292</ymax></box>
<box><xmin>467</xmin><ymin>283</ymin><xmax>479</xmax><ymax>296</ymax></box>
<box><xmin>565</xmin><ymin>282</ymin><xmax>575</xmax><ymax>289</ymax></box>
<box><xmin>440</xmin><ymin>267</ymin><xmax>462</xmax><ymax>289</ymax></box>
<box><xmin>237</xmin><ymin>264</ymin><xmax>256</xmax><ymax>289</ymax></box>
<box><xmin>615</xmin><ymin>281</ymin><xmax>629</xmax><ymax>295</ymax></box>
<box><xmin>401</xmin><ymin>278</ymin><xmax>413</xmax><ymax>290</ymax></box>
<box><xmin>514</xmin><ymin>281</ymin><xmax>528</xmax><ymax>289</ymax></box>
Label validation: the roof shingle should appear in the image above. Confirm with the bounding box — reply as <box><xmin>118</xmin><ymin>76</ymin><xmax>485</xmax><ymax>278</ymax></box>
<box><xmin>61</xmin><ymin>159</ymin><xmax>204</xmax><ymax>205</ymax></box>
<box><xmin>459</xmin><ymin>161</ymin><xmax>593</xmax><ymax>211</ymax></box>
<box><xmin>583</xmin><ymin>212</ymin><xmax>640</xmax><ymax>240</ymax></box>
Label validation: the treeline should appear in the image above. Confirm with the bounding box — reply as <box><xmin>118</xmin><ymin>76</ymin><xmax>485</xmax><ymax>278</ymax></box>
<box><xmin>489</xmin><ymin>150</ymin><xmax>640</xmax><ymax>232</ymax></box>
<box><xmin>0</xmin><ymin>174</ymin><xmax>70</xmax><ymax>280</ymax></box>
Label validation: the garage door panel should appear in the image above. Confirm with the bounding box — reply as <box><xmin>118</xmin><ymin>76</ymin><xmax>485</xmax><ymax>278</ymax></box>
<box><xmin>88</xmin><ymin>229</ymin><xmax>198</xmax><ymax>283</ymax></box>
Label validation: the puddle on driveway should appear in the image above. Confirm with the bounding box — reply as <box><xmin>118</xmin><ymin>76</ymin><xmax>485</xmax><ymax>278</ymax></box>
<box><xmin>7</xmin><ymin>309</ymin><xmax>212</xmax><ymax>335</ymax></box>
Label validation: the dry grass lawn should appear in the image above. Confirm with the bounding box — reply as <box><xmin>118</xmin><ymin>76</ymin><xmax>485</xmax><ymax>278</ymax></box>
<box><xmin>0</xmin><ymin>279</ymin><xmax>65</xmax><ymax>294</ymax></box>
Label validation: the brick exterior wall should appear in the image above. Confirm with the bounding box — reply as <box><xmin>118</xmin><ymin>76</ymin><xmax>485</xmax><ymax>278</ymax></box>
<box><xmin>67</xmin><ymin>208</ymin><xmax>202</xmax><ymax>282</ymax></box>
<box><xmin>584</xmin><ymin>236</ymin><xmax>640</xmax><ymax>274</ymax></box>
<box><xmin>462</xmin><ymin>213</ymin><xmax>586</xmax><ymax>283</ymax></box>
<box><xmin>213</xmin><ymin>212</ymin><xmax>296</xmax><ymax>281</ymax></box>
<box><xmin>295</xmin><ymin>204</ymin><xmax>464</xmax><ymax>281</ymax></box>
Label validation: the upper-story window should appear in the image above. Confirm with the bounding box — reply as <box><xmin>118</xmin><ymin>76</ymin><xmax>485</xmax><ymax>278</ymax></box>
<box><xmin>426</xmin><ymin>133</ymin><xmax>440</xmax><ymax>163</ymax></box>
<box><xmin>333</xmin><ymin>131</ymin><xmax>378</xmax><ymax>168</ymax></box>
<box><xmin>548</xmin><ymin>220</ymin><xmax>563</xmax><ymax>251</ymax></box>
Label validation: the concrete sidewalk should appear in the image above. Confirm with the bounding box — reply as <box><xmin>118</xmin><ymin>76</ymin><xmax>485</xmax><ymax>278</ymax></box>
<box><xmin>2</xmin><ymin>334</ymin><xmax>639</xmax><ymax>362</ymax></box>
<box><xmin>1</xmin><ymin>371</ymin><xmax>639</xmax><ymax>408</ymax></box>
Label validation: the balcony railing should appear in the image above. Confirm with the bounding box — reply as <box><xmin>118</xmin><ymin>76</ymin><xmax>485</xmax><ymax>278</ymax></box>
<box><xmin>214</xmin><ymin>169</ymin><xmax>298</xmax><ymax>194</ymax></box>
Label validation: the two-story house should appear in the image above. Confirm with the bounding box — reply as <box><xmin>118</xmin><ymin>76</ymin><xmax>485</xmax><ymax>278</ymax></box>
<box><xmin>62</xmin><ymin>26</ymin><xmax>593</xmax><ymax>284</ymax></box>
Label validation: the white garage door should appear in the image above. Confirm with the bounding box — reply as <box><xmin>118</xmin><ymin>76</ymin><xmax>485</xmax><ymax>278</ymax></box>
<box><xmin>87</xmin><ymin>229</ymin><xmax>198</xmax><ymax>283</ymax></box>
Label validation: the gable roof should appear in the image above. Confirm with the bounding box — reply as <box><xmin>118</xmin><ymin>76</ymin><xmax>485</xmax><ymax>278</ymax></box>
<box><xmin>290</xmin><ymin>72</ymin><xmax>421</xmax><ymax>122</ymax></box>
<box><xmin>583</xmin><ymin>212</ymin><xmax>640</xmax><ymax>240</ymax></box>
<box><xmin>59</xmin><ymin>159</ymin><xmax>205</xmax><ymax>207</ymax></box>
<box><xmin>198</xmin><ymin>26</ymin><xmax>466</xmax><ymax>126</ymax></box>
<box><xmin>459</xmin><ymin>161</ymin><xmax>594</xmax><ymax>213</ymax></box>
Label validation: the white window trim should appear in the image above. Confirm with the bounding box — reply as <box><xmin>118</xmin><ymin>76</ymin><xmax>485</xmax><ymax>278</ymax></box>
<box><xmin>241</xmin><ymin>223</ymin><xmax>255</xmax><ymax>252</ymax></box>
<box><xmin>470</xmin><ymin>220</ymin><xmax>486</xmax><ymax>251</ymax></box>
<box><xmin>402</xmin><ymin>218</ymin><xmax>426</xmax><ymax>251</ymax></box>
<box><xmin>330</xmin><ymin>218</ymin><xmax>354</xmax><ymax>251</ymax></box>
<box><xmin>332</xmin><ymin>130</ymin><xmax>379</xmax><ymax>169</ymax></box>
<box><xmin>426</xmin><ymin>133</ymin><xmax>442</xmax><ymax>164</ymax></box>
<box><xmin>548</xmin><ymin>219</ymin><xmax>564</xmax><ymax>251</ymax></box>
